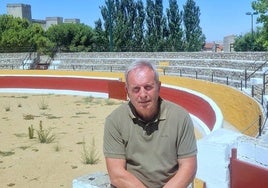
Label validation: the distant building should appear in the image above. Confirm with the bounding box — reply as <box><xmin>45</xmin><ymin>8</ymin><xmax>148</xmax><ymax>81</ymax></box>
<box><xmin>7</xmin><ymin>3</ymin><xmax>32</xmax><ymax>21</ymax></box>
<box><xmin>203</xmin><ymin>42</ymin><xmax>223</xmax><ymax>52</ymax></box>
<box><xmin>64</xmin><ymin>18</ymin><xmax>80</xmax><ymax>24</ymax></box>
<box><xmin>223</xmin><ymin>35</ymin><xmax>235</xmax><ymax>52</ymax></box>
<box><xmin>45</xmin><ymin>17</ymin><xmax>63</xmax><ymax>29</ymax></box>
<box><xmin>6</xmin><ymin>3</ymin><xmax>80</xmax><ymax>30</ymax></box>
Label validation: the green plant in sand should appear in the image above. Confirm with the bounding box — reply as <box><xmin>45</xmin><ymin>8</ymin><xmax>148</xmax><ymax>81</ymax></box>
<box><xmin>38</xmin><ymin>97</ymin><xmax>49</xmax><ymax>110</ymax></box>
<box><xmin>36</xmin><ymin>121</ymin><xmax>55</xmax><ymax>144</ymax></box>
<box><xmin>28</xmin><ymin>124</ymin><xmax>34</xmax><ymax>139</ymax></box>
<box><xmin>81</xmin><ymin>137</ymin><xmax>100</xmax><ymax>165</ymax></box>
<box><xmin>4</xmin><ymin>103</ymin><xmax>11</xmax><ymax>111</ymax></box>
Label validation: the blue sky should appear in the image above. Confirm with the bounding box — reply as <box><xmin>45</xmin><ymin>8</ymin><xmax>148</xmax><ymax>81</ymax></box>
<box><xmin>0</xmin><ymin>0</ymin><xmax>260</xmax><ymax>42</ymax></box>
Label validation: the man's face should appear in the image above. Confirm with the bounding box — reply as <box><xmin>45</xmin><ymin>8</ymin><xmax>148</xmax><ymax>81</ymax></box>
<box><xmin>126</xmin><ymin>66</ymin><xmax>161</xmax><ymax>121</ymax></box>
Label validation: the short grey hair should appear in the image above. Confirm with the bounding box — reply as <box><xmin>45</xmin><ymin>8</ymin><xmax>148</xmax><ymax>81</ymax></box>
<box><xmin>125</xmin><ymin>59</ymin><xmax>159</xmax><ymax>86</ymax></box>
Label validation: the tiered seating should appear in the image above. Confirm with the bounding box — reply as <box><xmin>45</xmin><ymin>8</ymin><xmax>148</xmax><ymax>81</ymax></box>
<box><xmin>53</xmin><ymin>52</ymin><xmax>267</xmax><ymax>88</ymax></box>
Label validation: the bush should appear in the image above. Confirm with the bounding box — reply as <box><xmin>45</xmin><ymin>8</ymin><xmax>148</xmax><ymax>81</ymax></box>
<box><xmin>36</xmin><ymin>121</ymin><xmax>55</xmax><ymax>144</ymax></box>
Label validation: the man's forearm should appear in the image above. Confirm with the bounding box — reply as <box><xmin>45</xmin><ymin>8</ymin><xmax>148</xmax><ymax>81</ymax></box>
<box><xmin>110</xmin><ymin>169</ymin><xmax>147</xmax><ymax>188</ymax></box>
<box><xmin>163</xmin><ymin>156</ymin><xmax>197</xmax><ymax>188</ymax></box>
<box><xmin>106</xmin><ymin>158</ymin><xmax>146</xmax><ymax>188</ymax></box>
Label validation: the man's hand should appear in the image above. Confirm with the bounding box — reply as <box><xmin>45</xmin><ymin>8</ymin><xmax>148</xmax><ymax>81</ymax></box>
<box><xmin>105</xmin><ymin>158</ymin><xmax>147</xmax><ymax>188</ymax></box>
<box><xmin>163</xmin><ymin>155</ymin><xmax>197</xmax><ymax>188</ymax></box>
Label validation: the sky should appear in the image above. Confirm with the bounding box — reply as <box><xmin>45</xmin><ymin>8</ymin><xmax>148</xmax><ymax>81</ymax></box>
<box><xmin>0</xmin><ymin>0</ymin><xmax>261</xmax><ymax>42</ymax></box>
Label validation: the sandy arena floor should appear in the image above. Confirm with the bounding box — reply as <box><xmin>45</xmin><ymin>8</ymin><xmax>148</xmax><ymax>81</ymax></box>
<box><xmin>0</xmin><ymin>94</ymin><xmax>123</xmax><ymax>188</ymax></box>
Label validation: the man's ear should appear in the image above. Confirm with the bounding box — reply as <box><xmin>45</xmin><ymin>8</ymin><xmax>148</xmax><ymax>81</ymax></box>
<box><xmin>125</xmin><ymin>85</ymin><xmax>129</xmax><ymax>95</ymax></box>
<box><xmin>158</xmin><ymin>81</ymin><xmax>161</xmax><ymax>91</ymax></box>
<box><xmin>125</xmin><ymin>86</ymin><xmax>130</xmax><ymax>101</ymax></box>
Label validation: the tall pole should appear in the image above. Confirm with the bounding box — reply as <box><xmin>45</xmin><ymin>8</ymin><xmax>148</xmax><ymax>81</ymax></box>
<box><xmin>246</xmin><ymin>12</ymin><xmax>258</xmax><ymax>51</ymax></box>
<box><xmin>108</xmin><ymin>0</ymin><xmax>113</xmax><ymax>52</ymax></box>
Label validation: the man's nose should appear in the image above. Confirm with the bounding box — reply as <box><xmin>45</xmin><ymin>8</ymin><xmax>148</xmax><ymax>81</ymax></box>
<box><xmin>139</xmin><ymin>87</ymin><xmax>148</xmax><ymax>97</ymax></box>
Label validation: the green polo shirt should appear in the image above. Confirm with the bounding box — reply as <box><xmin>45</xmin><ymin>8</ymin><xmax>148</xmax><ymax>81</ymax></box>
<box><xmin>103</xmin><ymin>99</ymin><xmax>197</xmax><ymax>187</ymax></box>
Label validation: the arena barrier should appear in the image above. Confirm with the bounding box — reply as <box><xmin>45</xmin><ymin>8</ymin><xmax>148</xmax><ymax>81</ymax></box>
<box><xmin>0</xmin><ymin>74</ymin><xmax>221</xmax><ymax>134</ymax></box>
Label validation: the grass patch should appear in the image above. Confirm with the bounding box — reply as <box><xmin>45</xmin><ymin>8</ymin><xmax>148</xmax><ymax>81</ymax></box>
<box><xmin>14</xmin><ymin>133</ymin><xmax>27</xmax><ymax>138</ymax></box>
<box><xmin>54</xmin><ymin>143</ymin><xmax>61</xmax><ymax>152</ymax></box>
<box><xmin>40</xmin><ymin>113</ymin><xmax>62</xmax><ymax>119</ymax></box>
<box><xmin>0</xmin><ymin>150</ymin><xmax>15</xmax><ymax>157</ymax></box>
<box><xmin>83</xmin><ymin>96</ymin><xmax>94</xmax><ymax>103</ymax></box>
<box><xmin>104</xmin><ymin>99</ymin><xmax>117</xmax><ymax>105</ymax></box>
<box><xmin>28</xmin><ymin>125</ymin><xmax>34</xmax><ymax>139</ymax></box>
<box><xmin>76</xmin><ymin>112</ymin><xmax>90</xmax><ymax>115</ymax></box>
<box><xmin>16</xmin><ymin>96</ymin><xmax>28</xmax><ymax>99</ymax></box>
<box><xmin>36</xmin><ymin>121</ymin><xmax>56</xmax><ymax>144</ymax></box>
<box><xmin>76</xmin><ymin>141</ymin><xmax>85</xmax><ymax>145</ymax></box>
<box><xmin>81</xmin><ymin>138</ymin><xmax>100</xmax><ymax>165</ymax></box>
<box><xmin>47</xmin><ymin>115</ymin><xmax>62</xmax><ymax>119</ymax></box>
<box><xmin>4</xmin><ymin>103</ymin><xmax>11</xmax><ymax>112</ymax></box>
<box><xmin>38</xmin><ymin>97</ymin><xmax>49</xmax><ymax>110</ymax></box>
<box><xmin>23</xmin><ymin>114</ymin><xmax>35</xmax><ymax>120</ymax></box>
<box><xmin>18</xmin><ymin>146</ymin><xmax>30</xmax><ymax>150</ymax></box>
<box><xmin>7</xmin><ymin>183</ymin><xmax>15</xmax><ymax>187</ymax></box>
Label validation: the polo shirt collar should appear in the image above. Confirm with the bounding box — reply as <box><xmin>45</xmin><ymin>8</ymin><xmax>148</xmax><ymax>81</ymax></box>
<box><xmin>128</xmin><ymin>97</ymin><xmax>167</xmax><ymax>123</ymax></box>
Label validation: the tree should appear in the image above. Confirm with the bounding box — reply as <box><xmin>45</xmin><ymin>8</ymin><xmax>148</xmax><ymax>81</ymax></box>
<box><xmin>46</xmin><ymin>23</ymin><xmax>94</xmax><ymax>52</ymax></box>
<box><xmin>29</xmin><ymin>23</ymin><xmax>54</xmax><ymax>56</ymax></box>
<box><xmin>93</xmin><ymin>19</ymin><xmax>109</xmax><ymax>52</ymax></box>
<box><xmin>234</xmin><ymin>28</ymin><xmax>266</xmax><ymax>51</ymax></box>
<box><xmin>252</xmin><ymin>0</ymin><xmax>268</xmax><ymax>50</ymax></box>
<box><xmin>100</xmin><ymin>0</ymin><xmax>117</xmax><ymax>51</ymax></box>
<box><xmin>183</xmin><ymin>0</ymin><xmax>205</xmax><ymax>51</ymax></box>
<box><xmin>112</xmin><ymin>0</ymin><xmax>137</xmax><ymax>51</ymax></box>
<box><xmin>166</xmin><ymin>0</ymin><xmax>184</xmax><ymax>51</ymax></box>
<box><xmin>0</xmin><ymin>15</ymin><xmax>34</xmax><ymax>52</ymax></box>
<box><xmin>144</xmin><ymin>0</ymin><xmax>166</xmax><ymax>51</ymax></box>
<box><xmin>132</xmin><ymin>0</ymin><xmax>146</xmax><ymax>51</ymax></box>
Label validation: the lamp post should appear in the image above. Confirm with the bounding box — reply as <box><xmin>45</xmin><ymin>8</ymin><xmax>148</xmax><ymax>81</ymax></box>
<box><xmin>246</xmin><ymin>11</ymin><xmax>258</xmax><ymax>51</ymax></box>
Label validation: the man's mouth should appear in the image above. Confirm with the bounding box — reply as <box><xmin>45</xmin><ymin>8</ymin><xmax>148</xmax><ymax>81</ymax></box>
<box><xmin>139</xmin><ymin>100</ymin><xmax>150</xmax><ymax>107</ymax></box>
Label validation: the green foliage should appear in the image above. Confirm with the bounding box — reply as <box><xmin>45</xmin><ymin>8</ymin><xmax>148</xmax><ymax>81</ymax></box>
<box><xmin>54</xmin><ymin>142</ymin><xmax>61</xmax><ymax>152</ymax></box>
<box><xmin>4</xmin><ymin>103</ymin><xmax>10</xmax><ymax>112</ymax></box>
<box><xmin>166</xmin><ymin>0</ymin><xmax>184</xmax><ymax>51</ymax></box>
<box><xmin>234</xmin><ymin>28</ymin><xmax>266</xmax><ymax>51</ymax></box>
<box><xmin>38</xmin><ymin>97</ymin><xmax>49</xmax><ymax>110</ymax></box>
<box><xmin>252</xmin><ymin>0</ymin><xmax>268</xmax><ymax>50</ymax></box>
<box><xmin>81</xmin><ymin>138</ymin><xmax>100</xmax><ymax>165</ymax></box>
<box><xmin>183</xmin><ymin>0</ymin><xmax>206</xmax><ymax>51</ymax></box>
<box><xmin>0</xmin><ymin>15</ymin><xmax>34</xmax><ymax>52</ymax></box>
<box><xmin>36</xmin><ymin>121</ymin><xmax>56</xmax><ymax>144</ymax></box>
<box><xmin>3</xmin><ymin>0</ymin><xmax>254</xmax><ymax>52</ymax></box>
<box><xmin>46</xmin><ymin>23</ymin><xmax>94</xmax><ymax>52</ymax></box>
<box><xmin>23</xmin><ymin>114</ymin><xmax>35</xmax><ymax>120</ymax></box>
<box><xmin>0</xmin><ymin>150</ymin><xmax>15</xmax><ymax>157</ymax></box>
<box><xmin>28</xmin><ymin>124</ymin><xmax>34</xmax><ymax>139</ymax></box>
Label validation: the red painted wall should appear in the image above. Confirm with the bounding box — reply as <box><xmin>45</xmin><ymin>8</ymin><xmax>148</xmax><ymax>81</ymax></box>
<box><xmin>160</xmin><ymin>86</ymin><xmax>215</xmax><ymax>130</ymax></box>
<box><xmin>230</xmin><ymin>148</ymin><xmax>268</xmax><ymax>188</ymax></box>
<box><xmin>0</xmin><ymin>75</ymin><xmax>215</xmax><ymax>130</ymax></box>
<box><xmin>0</xmin><ymin>76</ymin><xmax>109</xmax><ymax>93</ymax></box>
<box><xmin>108</xmin><ymin>81</ymin><xmax>127</xmax><ymax>100</ymax></box>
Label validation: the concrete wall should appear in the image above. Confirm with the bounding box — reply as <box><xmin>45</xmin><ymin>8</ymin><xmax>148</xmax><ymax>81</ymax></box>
<box><xmin>2</xmin><ymin>52</ymin><xmax>267</xmax><ymax>88</ymax></box>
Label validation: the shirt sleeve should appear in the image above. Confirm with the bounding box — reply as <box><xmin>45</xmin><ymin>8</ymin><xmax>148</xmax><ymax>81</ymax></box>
<box><xmin>177</xmin><ymin>113</ymin><xmax>198</xmax><ymax>159</ymax></box>
<box><xmin>103</xmin><ymin>116</ymin><xmax>126</xmax><ymax>159</ymax></box>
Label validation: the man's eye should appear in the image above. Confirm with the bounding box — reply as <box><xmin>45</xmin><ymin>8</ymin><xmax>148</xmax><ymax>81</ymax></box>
<box><xmin>133</xmin><ymin>88</ymin><xmax>140</xmax><ymax>93</ymax></box>
<box><xmin>145</xmin><ymin>86</ymin><xmax>153</xmax><ymax>91</ymax></box>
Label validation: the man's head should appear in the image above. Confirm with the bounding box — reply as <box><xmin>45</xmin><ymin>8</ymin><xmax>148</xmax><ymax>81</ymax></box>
<box><xmin>125</xmin><ymin>60</ymin><xmax>161</xmax><ymax>121</ymax></box>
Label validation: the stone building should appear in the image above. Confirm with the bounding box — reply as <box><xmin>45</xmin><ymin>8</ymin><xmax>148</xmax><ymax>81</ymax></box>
<box><xmin>7</xmin><ymin>3</ymin><xmax>32</xmax><ymax>21</ymax></box>
<box><xmin>6</xmin><ymin>3</ymin><xmax>79</xmax><ymax>30</ymax></box>
<box><xmin>223</xmin><ymin>35</ymin><xmax>235</xmax><ymax>52</ymax></box>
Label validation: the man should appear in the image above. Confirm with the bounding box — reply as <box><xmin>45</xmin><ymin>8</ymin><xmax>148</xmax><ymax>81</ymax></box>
<box><xmin>103</xmin><ymin>60</ymin><xmax>197</xmax><ymax>188</ymax></box>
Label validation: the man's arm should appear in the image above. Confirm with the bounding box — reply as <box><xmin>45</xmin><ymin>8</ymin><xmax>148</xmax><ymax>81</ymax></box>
<box><xmin>105</xmin><ymin>157</ymin><xmax>147</xmax><ymax>188</ymax></box>
<box><xmin>163</xmin><ymin>155</ymin><xmax>197</xmax><ymax>188</ymax></box>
